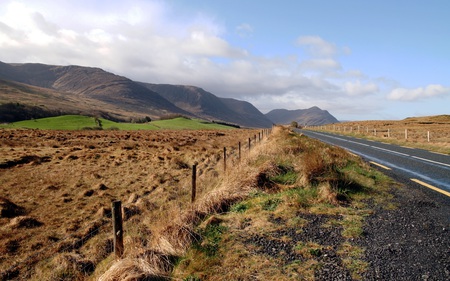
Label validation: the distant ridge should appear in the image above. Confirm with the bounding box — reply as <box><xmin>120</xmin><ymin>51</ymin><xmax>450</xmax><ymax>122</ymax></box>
<box><xmin>140</xmin><ymin>83</ymin><xmax>273</xmax><ymax>128</ymax></box>
<box><xmin>265</xmin><ymin>107</ymin><xmax>339</xmax><ymax>126</ymax></box>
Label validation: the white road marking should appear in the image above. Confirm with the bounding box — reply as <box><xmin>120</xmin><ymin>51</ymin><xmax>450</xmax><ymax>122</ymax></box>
<box><xmin>369</xmin><ymin>146</ymin><xmax>410</xmax><ymax>157</ymax></box>
<box><xmin>307</xmin><ymin>131</ymin><xmax>450</xmax><ymax>170</ymax></box>
<box><xmin>411</xmin><ymin>156</ymin><xmax>450</xmax><ymax>168</ymax></box>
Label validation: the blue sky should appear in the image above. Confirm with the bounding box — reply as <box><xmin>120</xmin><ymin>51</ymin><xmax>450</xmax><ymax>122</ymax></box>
<box><xmin>1</xmin><ymin>0</ymin><xmax>449</xmax><ymax>120</ymax></box>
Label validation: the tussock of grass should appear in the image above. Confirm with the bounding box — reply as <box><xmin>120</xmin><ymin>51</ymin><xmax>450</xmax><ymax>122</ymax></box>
<box><xmin>98</xmin><ymin>256</ymin><xmax>170</xmax><ymax>281</ymax></box>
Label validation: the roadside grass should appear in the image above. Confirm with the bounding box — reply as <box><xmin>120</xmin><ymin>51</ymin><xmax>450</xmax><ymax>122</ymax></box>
<box><xmin>171</xmin><ymin>126</ymin><xmax>395</xmax><ymax>280</ymax></box>
<box><xmin>338</xmin><ymin>242</ymin><xmax>369</xmax><ymax>280</ymax></box>
<box><xmin>0</xmin><ymin>115</ymin><xmax>235</xmax><ymax>130</ymax></box>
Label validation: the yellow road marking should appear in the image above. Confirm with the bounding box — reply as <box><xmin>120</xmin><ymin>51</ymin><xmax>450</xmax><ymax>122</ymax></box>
<box><xmin>411</xmin><ymin>179</ymin><xmax>450</xmax><ymax>198</ymax></box>
<box><xmin>369</xmin><ymin>161</ymin><xmax>391</xmax><ymax>170</ymax></box>
<box><xmin>348</xmin><ymin>152</ymin><xmax>358</xmax><ymax>157</ymax></box>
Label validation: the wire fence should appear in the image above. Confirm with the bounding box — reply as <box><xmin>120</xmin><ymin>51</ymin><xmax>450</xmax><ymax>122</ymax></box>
<box><xmin>1</xmin><ymin>128</ymin><xmax>272</xmax><ymax>280</ymax></box>
<box><xmin>307</xmin><ymin>124</ymin><xmax>450</xmax><ymax>144</ymax></box>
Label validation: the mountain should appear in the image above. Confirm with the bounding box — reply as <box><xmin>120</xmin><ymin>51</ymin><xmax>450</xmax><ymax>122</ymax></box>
<box><xmin>0</xmin><ymin>61</ymin><xmax>336</xmax><ymax>128</ymax></box>
<box><xmin>0</xmin><ymin>62</ymin><xmax>191</xmax><ymax>122</ymax></box>
<box><xmin>140</xmin><ymin>83</ymin><xmax>273</xmax><ymax>128</ymax></box>
<box><xmin>265</xmin><ymin>107</ymin><xmax>339</xmax><ymax>126</ymax></box>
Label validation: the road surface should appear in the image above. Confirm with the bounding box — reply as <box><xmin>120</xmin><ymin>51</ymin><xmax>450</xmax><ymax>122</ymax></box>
<box><xmin>298</xmin><ymin>129</ymin><xmax>450</xmax><ymax>198</ymax></box>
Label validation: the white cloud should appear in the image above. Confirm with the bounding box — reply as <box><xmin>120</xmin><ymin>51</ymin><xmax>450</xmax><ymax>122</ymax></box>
<box><xmin>388</xmin><ymin>84</ymin><xmax>450</xmax><ymax>101</ymax></box>
<box><xmin>344</xmin><ymin>81</ymin><xmax>379</xmax><ymax>96</ymax></box>
<box><xmin>182</xmin><ymin>31</ymin><xmax>246</xmax><ymax>58</ymax></box>
<box><xmin>299</xmin><ymin>58</ymin><xmax>341</xmax><ymax>73</ymax></box>
<box><xmin>296</xmin><ymin>35</ymin><xmax>337</xmax><ymax>58</ymax></box>
<box><xmin>236</xmin><ymin>23</ymin><xmax>253</xmax><ymax>38</ymax></box>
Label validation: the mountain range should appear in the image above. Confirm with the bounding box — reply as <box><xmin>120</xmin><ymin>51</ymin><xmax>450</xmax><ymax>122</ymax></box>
<box><xmin>0</xmin><ymin>61</ymin><xmax>338</xmax><ymax>127</ymax></box>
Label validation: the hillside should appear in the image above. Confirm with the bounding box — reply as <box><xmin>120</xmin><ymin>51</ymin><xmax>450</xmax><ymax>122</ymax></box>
<box><xmin>0</xmin><ymin>79</ymin><xmax>137</xmax><ymax>122</ymax></box>
<box><xmin>0</xmin><ymin>62</ymin><xmax>273</xmax><ymax>127</ymax></box>
<box><xmin>266</xmin><ymin>107</ymin><xmax>339</xmax><ymax>126</ymax></box>
<box><xmin>141</xmin><ymin>83</ymin><xmax>273</xmax><ymax>128</ymax></box>
<box><xmin>1</xmin><ymin>61</ymin><xmax>338</xmax><ymax>128</ymax></box>
<box><xmin>0</xmin><ymin>62</ymin><xmax>192</xmax><ymax>122</ymax></box>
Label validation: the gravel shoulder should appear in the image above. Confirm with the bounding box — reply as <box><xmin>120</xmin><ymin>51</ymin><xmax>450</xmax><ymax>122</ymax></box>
<box><xmin>237</xmin><ymin>180</ymin><xmax>450</xmax><ymax>280</ymax></box>
<box><xmin>357</xmin><ymin>181</ymin><xmax>450</xmax><ymax>281</ymax></box>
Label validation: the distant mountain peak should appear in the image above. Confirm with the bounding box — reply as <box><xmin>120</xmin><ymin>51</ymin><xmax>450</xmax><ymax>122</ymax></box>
<box><xmin>141</xmin><ymin>83</ymin><xmax>273</xmax><ymax>128</ymax></box>
<box><xmin>265</xmin><ymin>107</ymin><xmax>338</xmax><ymax>126</ymax></box>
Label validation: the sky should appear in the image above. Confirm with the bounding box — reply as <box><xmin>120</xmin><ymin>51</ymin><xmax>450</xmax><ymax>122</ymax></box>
<box><xmin>0</xmin><ymin>0</ymin><xmax>449</xmax><ymax>121</ymax></box>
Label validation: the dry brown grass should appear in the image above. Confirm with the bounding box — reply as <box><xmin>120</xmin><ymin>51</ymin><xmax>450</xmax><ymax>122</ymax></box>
<box><xmin>0</xmin><ymin>128</ymin><xmax>261</xmax><ymax>280</ymax></box>
<box><xmin>98</xmin><ymin>130</ymin><xmax>272</xmax><ymax>280</ymax></box>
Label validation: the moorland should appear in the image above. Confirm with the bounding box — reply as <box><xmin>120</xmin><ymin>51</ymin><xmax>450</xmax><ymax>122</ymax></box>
<box><xmin>1</xmin><ymin>125</ymin><xmax>263</xmax><ymax>279</ymax></box>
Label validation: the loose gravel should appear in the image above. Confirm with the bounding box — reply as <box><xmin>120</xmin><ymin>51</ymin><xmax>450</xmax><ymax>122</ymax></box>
<box><xmin>357</xmin><ymin>184</ymin><xmax>450</xmax><ymax>281</ymax></box>
<box><xmin>243</xmin><ymin>183</ymin><xmax>450</xmax><ymax>280</ymax></box>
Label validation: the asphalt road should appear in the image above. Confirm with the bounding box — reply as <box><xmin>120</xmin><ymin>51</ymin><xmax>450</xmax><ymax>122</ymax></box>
<box><xmin>298</xmin><ymin>129</ymin><xmax>450</xmax><ymax>198</ymax></box>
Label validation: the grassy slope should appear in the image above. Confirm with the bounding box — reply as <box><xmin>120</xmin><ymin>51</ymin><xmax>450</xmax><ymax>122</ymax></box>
<box><xmin>0</xmin><ymin>115</ymin><xmax>234</xmax><ymax>130</ymax></box>
<box><xmin>168</xmin><ymin>127</ymin><xmax>395</xmax><ymax>281</ymax></box>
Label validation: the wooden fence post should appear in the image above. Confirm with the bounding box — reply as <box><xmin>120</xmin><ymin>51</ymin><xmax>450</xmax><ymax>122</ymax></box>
<box><xmin>112</xmin><ymin>200</ymin><xmax>124</xmax><ymax>258</ymax></box>
<box><xmin>191</xmin><ymin>162</ymin><xmax>198</xmax><ymax>203</ymax></box>
<box><xmin>238</xmin><ymin>141</ymin><xmax>241</xmax><ymax>162</ymax></box>
<box><xmin>405</xmin><ymin>129</ymin><xmax>408</xmax><ymax>140</ymax></box>
<box><xmin>223</xmin><ymin>147</ymin><xmax>227</xmax><ymax>172</ymax></box>
<box><xmin>427</xmin><ymin>131</ymin><xmax>430</xmax><ymax>142</ymax></box>
<box><xmin>248</xmin><ymin>138</ymin><xmax>251</xmax><ymax>151</ymax></box>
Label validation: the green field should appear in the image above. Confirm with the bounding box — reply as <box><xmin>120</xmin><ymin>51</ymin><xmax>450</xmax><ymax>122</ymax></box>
<box><xmin>0</xmin><ymin>115</ymin><xmax>235</xmax><ymax>130</ymax></box>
